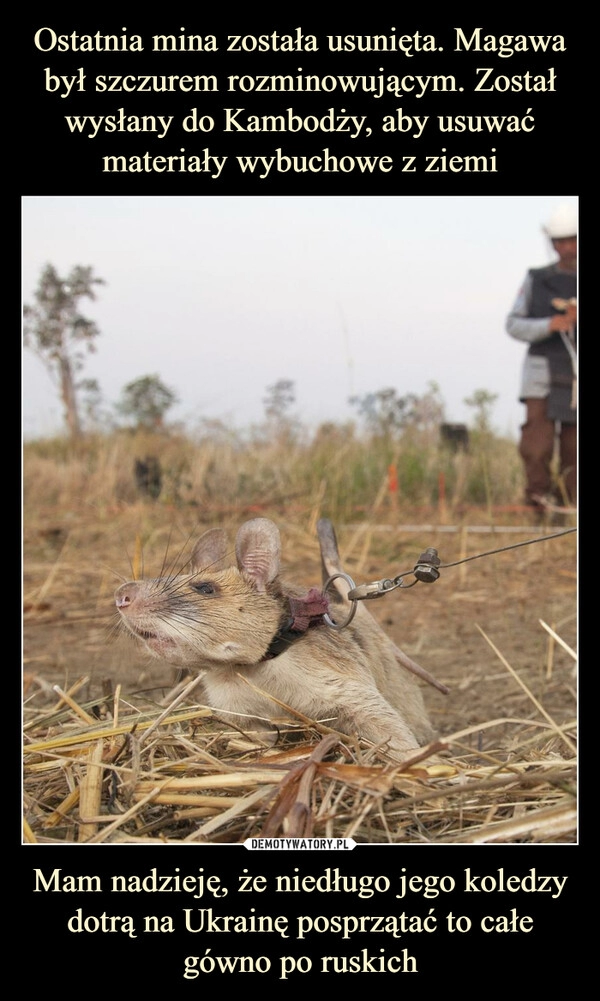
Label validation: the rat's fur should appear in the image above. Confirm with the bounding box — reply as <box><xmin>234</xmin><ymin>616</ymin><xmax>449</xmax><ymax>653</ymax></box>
<box><xmin>115</xmin><ymin>518</ymin><xmax>436</xmax><ymax>759</ymax></box>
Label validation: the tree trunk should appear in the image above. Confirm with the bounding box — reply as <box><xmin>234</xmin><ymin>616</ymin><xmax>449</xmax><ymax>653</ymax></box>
<box><xmin>59</xmin><ymin>356</ymin><xmax>81</xmax><ymax>439</ymax></box>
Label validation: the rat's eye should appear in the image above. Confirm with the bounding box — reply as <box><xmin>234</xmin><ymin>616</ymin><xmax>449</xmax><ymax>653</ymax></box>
<box><xmin>192</xmin><ymin>581</ymin><xmax>216</xmax><ymax>595</ymax></box>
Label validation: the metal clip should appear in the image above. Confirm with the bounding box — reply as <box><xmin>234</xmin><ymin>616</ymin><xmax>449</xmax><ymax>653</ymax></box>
<box><xmin>347</xmin><ymin>579</ymin><xmax>396</xmax><ymax>601</ymax></box>
<box><xmin>323</xmin><ymin>545</ymin><xmax>441</xmax><ymax>625</ymax></box>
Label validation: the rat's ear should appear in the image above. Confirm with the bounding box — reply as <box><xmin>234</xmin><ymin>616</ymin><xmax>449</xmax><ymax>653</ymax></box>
<box><xmin>191</xmin><ymin>529</ymin><xmax>229</xmax><ymax>573</ymax></box>
<box><xmin>235</xmin><ymin>519</ymin><xmax>281</xmax><ymax>593</ymax></box>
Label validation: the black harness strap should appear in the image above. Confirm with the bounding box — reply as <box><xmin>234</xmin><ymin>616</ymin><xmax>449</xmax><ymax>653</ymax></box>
<box><xmin>262</xmin><ymin>588</ymin><xmax>330</xmax><ymax>661</ymax></box>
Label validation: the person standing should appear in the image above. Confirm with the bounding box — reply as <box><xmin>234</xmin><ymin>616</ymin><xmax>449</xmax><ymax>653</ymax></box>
<box><xmin>506</xmin><ymin>202</ymin><xmax>577</xmax><ymax>514</ymax></box>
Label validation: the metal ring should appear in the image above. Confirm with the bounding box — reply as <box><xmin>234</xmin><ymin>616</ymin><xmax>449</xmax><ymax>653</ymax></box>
<box><xmin>322</xmin><ymin>572</ymin><xmax>358</xmax><ymax>630</ymax></box>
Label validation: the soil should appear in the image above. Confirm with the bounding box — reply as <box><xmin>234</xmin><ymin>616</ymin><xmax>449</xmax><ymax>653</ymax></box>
<box><xmin>23</xmin><ymin>503</ymin><xmax>578</xmax><ymax>755</ymax></box>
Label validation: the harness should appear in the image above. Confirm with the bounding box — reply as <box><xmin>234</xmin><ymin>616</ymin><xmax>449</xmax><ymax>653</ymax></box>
<box><xmin>262</xmin><ymin>589</ymin><xmax>330</xmax><ymax>660</ymax></box>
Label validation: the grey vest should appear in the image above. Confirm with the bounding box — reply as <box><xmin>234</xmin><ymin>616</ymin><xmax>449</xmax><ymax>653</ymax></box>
<box><xmin>527</xmin><ymin>264</ymin><xmax>576</xmax><ymax>423</ymax></box>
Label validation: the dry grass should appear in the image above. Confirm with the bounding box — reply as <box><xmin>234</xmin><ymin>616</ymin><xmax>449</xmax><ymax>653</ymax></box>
<box><xmin>22</xmin><ymin>433</ymin><xmax>577</xmax><ymax>846</ymax></box>
<box><xmin>23</xmin><ymin>655</ymin><xmax>576</xmax><ymax>845</ymax></box>
<box><xmin>22</xmin><ymin>424</ymin><xmax>525</xmax><ymax>516</ymax></box>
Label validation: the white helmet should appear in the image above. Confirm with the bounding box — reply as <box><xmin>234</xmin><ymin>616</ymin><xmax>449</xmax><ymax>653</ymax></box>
<box><xmin>543</xmin><ymin>202</ymin><xmax>577</xmax><ymax>239</ymax></box>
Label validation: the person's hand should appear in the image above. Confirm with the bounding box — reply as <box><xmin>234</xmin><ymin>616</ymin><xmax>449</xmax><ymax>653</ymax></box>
<box><xmin>549</xmin><ymin>299</ymin><xmax>577</xmax><ymax>332</ymax></box>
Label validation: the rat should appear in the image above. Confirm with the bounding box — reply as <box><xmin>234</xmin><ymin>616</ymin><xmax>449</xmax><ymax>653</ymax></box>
<box><xmin>115</xmin><ymin>517</ymin><xmax>439</xmax><ymax>760</ymax></box>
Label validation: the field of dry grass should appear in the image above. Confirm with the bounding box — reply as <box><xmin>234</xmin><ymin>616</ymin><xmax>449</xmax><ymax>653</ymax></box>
<box><xmin>22</xmin><ymin>433</ymin><xmax>577</xmax><ymax>844</ymax></box>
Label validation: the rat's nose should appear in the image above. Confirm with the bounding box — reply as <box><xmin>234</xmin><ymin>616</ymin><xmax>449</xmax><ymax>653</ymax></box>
<box><xmin>115</xmin><ymin>582</ymin><xmax>140</xmax><ymax>608</ymax></box>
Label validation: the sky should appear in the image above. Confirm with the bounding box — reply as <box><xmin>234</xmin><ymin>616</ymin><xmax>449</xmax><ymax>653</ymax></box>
<box><xmin>21</xmin><ymin>194</ymin><xmax>577</xmax><ymax>441</ymax></box>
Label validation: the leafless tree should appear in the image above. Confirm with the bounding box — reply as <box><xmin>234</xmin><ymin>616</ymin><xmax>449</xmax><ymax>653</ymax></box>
<box><xmin>23</xmin><ymin>264</ymin><xmax>105</xmax><ymax>438</ymax></box>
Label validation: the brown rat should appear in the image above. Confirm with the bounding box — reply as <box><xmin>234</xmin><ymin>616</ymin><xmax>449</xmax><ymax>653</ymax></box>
<box><xmin>114</xmin><ymin>517</ymin><xmax>438</xmax><ymax>760</ymax></box>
